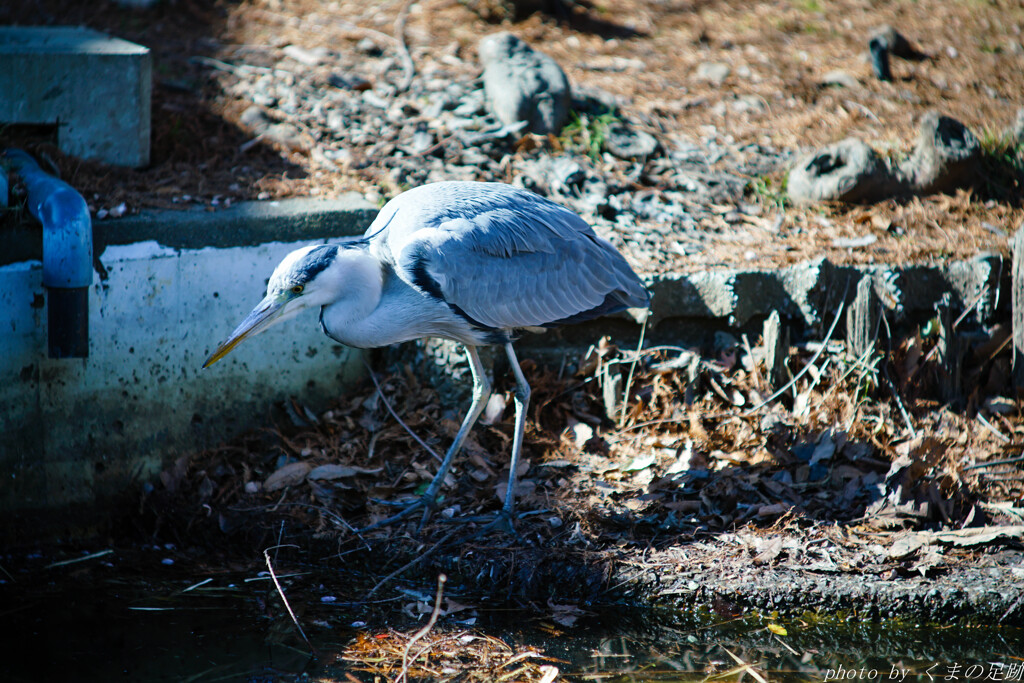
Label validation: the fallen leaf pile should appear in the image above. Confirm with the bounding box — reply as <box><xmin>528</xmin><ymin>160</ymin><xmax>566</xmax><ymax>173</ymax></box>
<box><xmin>148</xmin><ymin>305</ymin><xmax>1024</xmax><ymax>589</ymax></box>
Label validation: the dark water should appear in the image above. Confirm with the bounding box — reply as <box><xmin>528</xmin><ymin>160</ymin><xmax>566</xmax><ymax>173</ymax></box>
<box><xmin>4</xmin><ymin>553</ymin><xmax>1023</xmax><ymax>682</ymax></box>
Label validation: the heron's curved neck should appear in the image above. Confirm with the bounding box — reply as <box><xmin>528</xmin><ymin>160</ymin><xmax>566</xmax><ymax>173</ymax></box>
<box><xmin>318</xmin><ymin>247</ymin><xmax>383</xmax><ymax>327</ymax></box>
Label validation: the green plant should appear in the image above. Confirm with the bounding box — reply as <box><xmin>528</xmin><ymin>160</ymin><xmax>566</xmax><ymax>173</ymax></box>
<box><xmin>559</xmin><ymin>110</ymin><xmax>619</xmax><ymax>161</ymax></box>
<box><xmin>747</xmin><ymin>175</ymin><xmax>790</xmax><ymax>209</ymax></box>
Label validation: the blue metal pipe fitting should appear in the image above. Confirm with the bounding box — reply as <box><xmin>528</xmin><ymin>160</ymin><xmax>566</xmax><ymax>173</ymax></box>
<box><xmin>5</xmin><ymin>149</ymin><xmax>93</xmax><ymax>358</ymax></box>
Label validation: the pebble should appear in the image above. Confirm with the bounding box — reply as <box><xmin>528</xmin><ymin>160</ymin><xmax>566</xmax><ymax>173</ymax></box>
<box><xmin>695</xmin><ymin>61</ymin><xmax>731</xmax><ymax>85</ymax></box>
<box><xmin>822</xmin><ymin>70</ymin><xmax>860</xmax><ymax>89</ymax></box>
<box><xmin>603</xmin><ymin>122</ymin><xmax>658</xmax><ymax>159</ymax></box>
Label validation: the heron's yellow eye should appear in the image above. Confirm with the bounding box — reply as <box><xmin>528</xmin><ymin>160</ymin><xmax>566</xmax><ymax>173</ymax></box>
<box><xmin>291</xmin><ymin>284</ymin><xmax>304</xmax><ymax>294</ymax></box>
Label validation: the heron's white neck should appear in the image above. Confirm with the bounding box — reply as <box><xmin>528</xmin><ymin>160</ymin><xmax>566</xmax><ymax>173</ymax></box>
<box><xmin>315</xmin><ymin>247</ymin><xmax>383</xmax><ymax>329</ymax></box>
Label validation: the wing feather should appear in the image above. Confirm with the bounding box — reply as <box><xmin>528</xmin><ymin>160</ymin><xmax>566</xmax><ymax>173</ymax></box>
<box><xmin>366</xmin><ymin>181</ymin><xmax>649</xmax><ymax>331</ymax></box>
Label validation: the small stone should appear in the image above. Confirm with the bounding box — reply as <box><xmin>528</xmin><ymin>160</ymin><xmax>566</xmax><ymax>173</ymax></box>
<box><xmin>822</xmin><ymin>70</ymin><xmax>860</xmax><ymax>89</ymax></box>
<box><xmin>695</xmin><ymin>61</ymin><xmax>731</xmax><ymax>85</ymax></box>
<box><xmin>549</xmin><ymin>156</ymin><xmax>586</xmax><ymax>190</ymax></box>
<box><xmin>239</xmin><ymin>105</ymin><xmax>270</xmax><ymax>134</ymax></box>
<box><xmin>787</xmin><ymin>138</ymin><xmax>895</xmax><ymax>205</ymax></box>
<box><xmin>328</xmin><ymin>73</ymin><xmax>371</xmax><ymax>91</ymax></box>
<box><xmin>356</xmin><ymin>37</ymin><xmax>383</xmax><ymax>56</ymax></box>
<box><xmin>264</xmin><ymin>122</ymin><xmax>309</xmax><ymax>151</ymax></box>
<box><xmin>409</xmin><ymin>127</ymin><xmax>435</xmax><ymax>155</ymax></box>
<box><xmin>282</xmin><ymin>44</ymin><xmax>327</xmax><ymax>66</ymax></box>
<box><xmin>603</xmin><ymin>122</ymin><xmax>658</xmax><ymax>159</ymax></box>
<box><xmin>731</xmin><ymin>95</ymin><xmax>766</xmax><ymax>114</ymax></box>
<box><xmin>896</xmin><ymin>112</ymin><xmax>980</xmax><ymax>195</ymax></box>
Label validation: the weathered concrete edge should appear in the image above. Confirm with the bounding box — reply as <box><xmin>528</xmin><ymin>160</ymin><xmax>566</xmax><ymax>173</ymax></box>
<box><xmin>638</xmin><ymin>563</ymin><xmax>1024</xmax><ymax>625</ymax></box>
<box><xmin>645</xmin><ymin>253</ymin><xmax>1007</xmax><ymax>330</ymax></box>
<box><xmin>2</xmin><ymin>194</ymin><xmax>379</xmax><ymax>267</ymax></box>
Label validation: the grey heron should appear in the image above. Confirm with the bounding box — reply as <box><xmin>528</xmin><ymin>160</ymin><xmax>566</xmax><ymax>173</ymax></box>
<box><xmin>204</xmin><ymin>181</ymin><xmax>649</xmax><ymax>532</ymax></box>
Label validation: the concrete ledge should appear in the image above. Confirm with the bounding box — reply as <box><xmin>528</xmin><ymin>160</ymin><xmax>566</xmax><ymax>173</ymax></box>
<box><xmin>654</xmin><ymin>562</ymin><xmax>1024</xmax><ymax>624</ymax></box>
<box><xmin>2</xmin><ymin>195</ymin><xmax>379</xmax><ymax>268</ymax></box>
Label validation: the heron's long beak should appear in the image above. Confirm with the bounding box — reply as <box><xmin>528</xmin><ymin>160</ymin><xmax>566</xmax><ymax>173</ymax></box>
<box><xmin>203</xmin><ymin>296</ymin><xmax>287</xmax><ymax>368</ymax></box>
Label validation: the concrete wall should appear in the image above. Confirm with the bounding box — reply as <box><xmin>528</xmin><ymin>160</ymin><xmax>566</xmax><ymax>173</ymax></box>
<box><xmin>0</xmin><ymin>198</ymin><xmax>376</xmax><ymax>540</ymax></box>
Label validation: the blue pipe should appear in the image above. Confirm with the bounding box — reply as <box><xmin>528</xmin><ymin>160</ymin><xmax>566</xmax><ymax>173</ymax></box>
<box><xmin>5</xmin><ymin>149</ymin><xmax>93</xmax><ymax>358</ymax></box>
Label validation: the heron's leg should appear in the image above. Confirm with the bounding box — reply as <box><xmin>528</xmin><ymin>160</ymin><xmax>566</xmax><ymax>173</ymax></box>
<box><xmin>359</xmin><ymin>344</ymin><xmax>491</xmax><ymax>533</ymax></box>
<box><xmin>500</xmin><ymin>342</ymin><xmax>531</xmax><ymax>518</ymax></box>
<box><xmin>452</xmin><ymin>342</ymin><xmax>531</xmax><ymax>541</ymax></box>
<box><xmin>416</xmin><ymin>344</ymin><xmax>491</xmax><ymax>518</ymax></box>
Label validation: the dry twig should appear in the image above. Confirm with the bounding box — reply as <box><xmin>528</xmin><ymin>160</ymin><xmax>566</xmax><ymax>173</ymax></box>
<box><xmin>743</xmin><ymin>299</ymin><xmax>846</xmax><ymax>416</ymax></box>
<box><xmin>398</xmin><ymin>573</ymin><xmax>448</xmax><ymax>683</ymax></box>
<box><xmin>363</xmin><ymin>356</ymin><xmax>443</xmax><ymax>463</ymax></box>
<box><xmin>264</xmin><ymin>544</ymin><xmax>315</xmax><ymax>654</ymax></box>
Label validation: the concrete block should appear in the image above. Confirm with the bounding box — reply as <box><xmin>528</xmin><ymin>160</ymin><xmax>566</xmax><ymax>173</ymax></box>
<box><xmin>635</xmin><ymin>254</ymin><xmax>1007</xmax><ymax>343</ymax></box>
<box><xmin>0</xmin><ymin>198</ymin><xmax>378</xmax><ymax>538</ymax></box>
<box><xmin>0</xmin><ymin>26</ymin><xmax>151</xmax><ymax>167</ymax></box>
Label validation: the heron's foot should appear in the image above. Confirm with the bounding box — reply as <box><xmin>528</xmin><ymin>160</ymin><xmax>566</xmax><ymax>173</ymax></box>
<box><xmin>443</xmin><ymin>507</ymin><xmax>545</xmax><ymax>542</ymax></box>
<box><xmin>468</xmin><ymin>510</ymin><xmax>521</xmax><ymax>542</ymax></box>
<box><xmin>357</xmin><ymin>494</ymin><xmax>440</xmax><ymax>534</ymax></box>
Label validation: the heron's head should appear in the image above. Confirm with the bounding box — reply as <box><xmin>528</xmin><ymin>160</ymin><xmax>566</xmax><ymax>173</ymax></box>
<box><xmin>203</xmin><ymin>244</ymin><xmax>341</xmax><ymax>367</ymax></box>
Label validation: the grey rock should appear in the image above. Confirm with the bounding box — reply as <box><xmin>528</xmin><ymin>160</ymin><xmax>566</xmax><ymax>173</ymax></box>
<box><xmin>896</xmin><ymin>112</ymin><xmax>980</xmax><ymax>195</ymax></box>
<box><xmin>409</xmin><ymin>126</ymin><xmax>435</xmax><ymax>155</ymax></box>
<box><xmin>787</xmin><ymin>138</ymin><xmax>896</xmax><ymax>205</ymax></box>
<box><xmin>787</xmin><ymin>112</ymin><xmax>983</xmax><ymax>205</ymax></box>
<box><xmin>516</xmin><ymin>154</ymin><xmax>587</xmax><ymax>194</ymax></box>
<box><xmin>264</xmin><ymin>122</ymin><xmax>308</xmax><ymax>151</ymax></box>
<box><xmin>603</xmin><ymin>122</ymin><xmax>658</xmax><ymax>159</ymax></box>
<box><xmin>731</xmin><ymin>95</ymin><xmax>767</xmax><ymax>114</ymax></box>
<box><xmin>695</xmin><ymin>61</ymin><xmax>731</xmax><ymax>86</ymax></box>
<box><xmin>549</xmin><ymin>156</ymin><xmax>585</xmax><ymax>189</ymax></box>
<box><xmin>870</xmin><ymin>25</ymin><xmax>927</xmax><ymax>60</ymax></box>
<box><xmin>821</xmin><ymin>70</ymin><xmax>860</xmax><ymax>89</ymax></box>
<box><xmin>239</xmin><ymin>105</ymin><xmax>271</xmax><ymax>134</ymax></box>
<box><xmin>328</xmin><ymin>73</ymin><xmax>371</xmax><ymax>90</ymax></box>
<box><xmin>282</xmin><ymin>44</ymin><xmax>327</xmax><ymax>67</ymax></box>
<box><xmin>573</xmin><ymin>85</ymin><xmax>628</xmax><ymax>114</ymax></box>
<box><xmin>478</xmin><ymin>32</ymin><xmax>571</xmax><ymax>135</ymax></box>
<box><xmin>355</xmin><ymin>37</ymin><xmax>384</xmax><ymax>56</ymax></box>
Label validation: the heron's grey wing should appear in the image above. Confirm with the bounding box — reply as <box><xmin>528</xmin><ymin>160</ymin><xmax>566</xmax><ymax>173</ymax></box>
<box><xmin>372</xmin><ymin>182</ymin><xmax>648</xmax><ymax>330</ymax></box>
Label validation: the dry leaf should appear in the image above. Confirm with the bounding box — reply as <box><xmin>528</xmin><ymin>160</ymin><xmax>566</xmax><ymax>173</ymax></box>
<box><xmin>929</xmin><ymin>525</ymin><xmax>1024</xmax><ymax>546</ymax></box>
<box><xmin>264</xmin><ymin>462</ymin><xmax>311</xmax><ymax>491</ymax></box>
<box><xmin>624</xmin><ymin>454</ymin><xmax>656</xmax><ymax>472</ymax></box>
<box><xmin>308</xmin><ymin>464</ymin><xmax>360</xmax><ymax>480</ymax></box>
<box><xmin>538</xmin><ymin>665</ymin><xmax>559</xmax><ymax>683</ymax></box>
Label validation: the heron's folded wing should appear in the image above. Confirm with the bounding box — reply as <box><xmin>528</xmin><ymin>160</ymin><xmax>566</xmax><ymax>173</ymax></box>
<box><xmin>393</xmin><ymin>203</ymin><xmax>647</xmax><ymax>331</ymax></box>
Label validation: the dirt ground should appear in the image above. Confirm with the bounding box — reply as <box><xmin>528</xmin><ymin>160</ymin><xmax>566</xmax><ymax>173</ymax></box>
<box><xmin>3</xmin><ymin>0</ymin><xmax>1024</xmax><ymax>271</ymax></box>
<box><xmin>4</xmin><ymin>1</ymin><xmax>1024</xmax><ymax>679</ymax></box>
